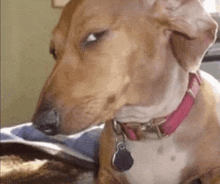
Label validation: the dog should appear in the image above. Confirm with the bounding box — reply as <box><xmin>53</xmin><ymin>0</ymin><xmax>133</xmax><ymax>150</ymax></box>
<box><xmin>32</xmin><ymin>0</ymin><xmax>220</xmax><ymax>183</ymax></box>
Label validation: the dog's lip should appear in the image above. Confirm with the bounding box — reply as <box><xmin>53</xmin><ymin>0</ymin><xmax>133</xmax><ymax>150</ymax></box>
<box><xmin>58</xmin><ymin>122</ymin><xmax>105</xmax><ymax>135</ymax></box>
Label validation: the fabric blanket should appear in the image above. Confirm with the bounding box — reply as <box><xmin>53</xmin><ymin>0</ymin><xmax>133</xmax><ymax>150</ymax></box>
<box><xmin>0</xmin><ymin>123</ymin><xmax>103</xmax><ymax>184</ymax></box>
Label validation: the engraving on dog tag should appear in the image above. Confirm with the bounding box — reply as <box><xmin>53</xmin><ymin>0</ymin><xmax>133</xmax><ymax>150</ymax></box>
<box><xmin>112</xmin><ymin>142</ymin><xmax>134</xmax><ymax>172</ymax></box>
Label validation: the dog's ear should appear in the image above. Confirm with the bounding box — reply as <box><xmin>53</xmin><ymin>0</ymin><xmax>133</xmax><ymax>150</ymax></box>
<box><xmin>153</xmin><ymin>0</ymin><xmax>218</xmax><ymax>72</ymax></box>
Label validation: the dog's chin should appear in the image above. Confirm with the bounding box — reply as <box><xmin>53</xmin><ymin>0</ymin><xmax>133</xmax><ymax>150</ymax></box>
<box><xmin>59</xmin><ymin>127</ymin><xmax>86</xmax><ymax>135</ymax></box>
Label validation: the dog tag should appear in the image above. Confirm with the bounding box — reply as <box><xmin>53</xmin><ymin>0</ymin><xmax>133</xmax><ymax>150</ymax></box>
<box><xmin>112</xmin><ymin>142</ymin><xmax>134</xmax><ymax>172</ymax></box>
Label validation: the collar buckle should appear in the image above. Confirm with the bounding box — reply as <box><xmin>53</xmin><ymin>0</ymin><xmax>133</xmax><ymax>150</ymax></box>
<box><xmin>155</xmin><ymin>123</ymin><xmax>167</xmax><ymax>139</ymax></box>
<box><xmin>141</xmin><ymin>119</ymin><xmax>168</xmax><ymax>139</ymax></box>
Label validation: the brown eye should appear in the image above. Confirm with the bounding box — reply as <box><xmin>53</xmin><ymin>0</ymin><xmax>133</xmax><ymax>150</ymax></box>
<box><xmin>83</xmin><ymin>31</ymin><xmax>107</xmax><ymax>47</ymax></box>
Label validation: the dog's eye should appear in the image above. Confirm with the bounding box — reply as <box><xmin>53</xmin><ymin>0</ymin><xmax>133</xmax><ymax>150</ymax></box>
<box><xmin>83</xmin><ymin>31</ymin><xmax>106</xmax><ymax>47</ymax></box>
<box><xmin>87</xmin><ymin>34</ymin><xmax>98</xmax><ymax>42</ymax></box>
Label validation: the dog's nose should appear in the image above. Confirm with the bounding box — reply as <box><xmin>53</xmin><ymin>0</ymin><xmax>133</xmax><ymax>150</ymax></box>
<box><xmin>33</xmin><ymin>109</ymin><xmax>60</xmax><ymax>135</ymax></box>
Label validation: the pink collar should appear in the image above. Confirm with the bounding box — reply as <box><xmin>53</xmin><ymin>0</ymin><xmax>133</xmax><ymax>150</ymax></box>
<box><xmin>118</xmin><ymin>73</ymin><xmax>202</xmax><ymax>140</ymax></box>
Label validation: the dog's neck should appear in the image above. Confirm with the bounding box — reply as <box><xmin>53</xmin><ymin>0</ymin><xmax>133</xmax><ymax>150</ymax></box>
<box><xmin>114</xmin><ymin>72</ymin><xmax>202</xmax><ymax>140</ymax></box>
<box><xmin>115</xmin><ymin>69</ymin><xmax>190</xmax><ymax>123</ymax></box>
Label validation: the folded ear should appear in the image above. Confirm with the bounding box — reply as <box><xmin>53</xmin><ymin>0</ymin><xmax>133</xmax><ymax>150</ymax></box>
<box><xmin>154</xmin><ymin>0</ymin><xmax>218</xmax><ymax>72</ymax></box>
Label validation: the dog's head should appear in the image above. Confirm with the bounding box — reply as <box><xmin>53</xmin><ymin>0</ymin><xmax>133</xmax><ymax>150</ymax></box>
<box><xmin>32</xmin><ymin>0</ymin><xmax>217</xmax><ymax>135</ymax></box>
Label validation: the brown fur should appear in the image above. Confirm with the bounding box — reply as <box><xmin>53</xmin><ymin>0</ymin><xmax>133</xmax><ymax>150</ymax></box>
<box><xmin>32</xmin><ymin>0</ymin><xmax>220</xmax><ymax>183</ymax></box>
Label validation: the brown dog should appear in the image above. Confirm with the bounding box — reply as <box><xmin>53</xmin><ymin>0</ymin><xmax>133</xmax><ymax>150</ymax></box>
<box><xmin>32</xmin><ymin>0</ymin><xmax>220</xmax><ymax>183</ymax></box>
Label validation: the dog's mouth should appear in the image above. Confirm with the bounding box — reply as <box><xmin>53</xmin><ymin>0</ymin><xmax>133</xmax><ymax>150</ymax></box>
<box><xmin>33</xmin><ymin>109</ymin><xmax>61</xmax><ymax>135</ymax></box>
<box><xmin>32</xmin><ymin>79</ymin><xmax>131</xmax><ymax>135</ymax></box>
<box><xmin>32</xmin><ymin>109</ymin><xmax>99</xmax><ymax>135</ymax></box>
<box><xmin>32</xmin><ymin>97</ymin><xmax>119</xmax><ymax>135</ymax></box>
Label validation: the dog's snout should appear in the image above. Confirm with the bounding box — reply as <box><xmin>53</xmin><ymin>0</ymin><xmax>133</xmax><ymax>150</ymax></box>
<box><xmin>33</xmin><ymin>109</ymin><xmax>60</xmax><ymax>135</ymax></box>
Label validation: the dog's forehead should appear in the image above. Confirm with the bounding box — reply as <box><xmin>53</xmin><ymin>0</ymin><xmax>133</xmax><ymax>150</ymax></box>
<box><xmin>52</xmin><ymin>0</ymin><xmax>200</xmax><ymax>49</ymax></box>
<box><xmin>56</xmin><ymin>0</ymin><xmax>152</xmax><ymax>28</ymax></box>
<box><xmin>52</xmin><ymin>0</ymin><xmax>147</xmax><ymax>46</ymax></box>
<box><xmin>54</xmin><ymin>0</ymin><xmax>196</xmax><ymax>34</ymax></box>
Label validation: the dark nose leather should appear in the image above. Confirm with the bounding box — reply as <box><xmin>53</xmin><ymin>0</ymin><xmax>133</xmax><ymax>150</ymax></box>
<box><xmin>33</xmin><ymin>109</ymin><xmax>60</xmax><ymax>135</ymax></box>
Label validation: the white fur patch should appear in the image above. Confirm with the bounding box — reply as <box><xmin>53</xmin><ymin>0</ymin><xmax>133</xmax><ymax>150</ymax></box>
<box><xmin>125</xmin><ymin>136</ymin><xmax>188</xmax><ymax>184</ymax></box>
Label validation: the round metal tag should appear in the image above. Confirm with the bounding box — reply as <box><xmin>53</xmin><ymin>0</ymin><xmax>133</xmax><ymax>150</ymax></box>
<box><xmin>112</xmin><ymin>142</ymin><xmax>134</xmax><ymax>172</ymax></box>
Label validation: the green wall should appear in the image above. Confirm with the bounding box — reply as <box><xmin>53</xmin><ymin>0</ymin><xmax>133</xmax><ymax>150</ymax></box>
<box><xmin>1</xmin><ymin>0</ymin><xmax>62</xmax><ymax>126</ymax></box>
